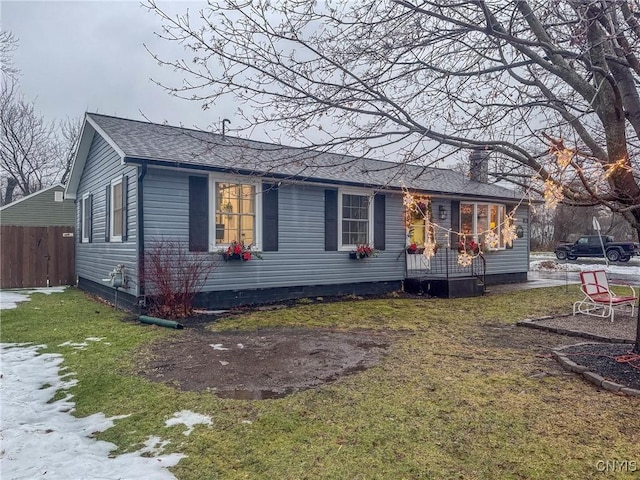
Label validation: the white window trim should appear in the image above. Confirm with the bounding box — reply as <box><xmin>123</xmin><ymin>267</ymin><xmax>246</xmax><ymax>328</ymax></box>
<box><xmin>460</xmin><ymin>201</ymin><xmax>507</xmax><ymax>251</ymax></box>
<box><xmin>110</xmin><ymin>177</ymin><xmax>123</xmax><ymax>242</ymax></box>
<box><xmin>338</xmin><ymin>189</ymin><xmax>374</xmax><ymax>251</ymax></box>
<box><xmin>208</xmin><ymin>174</ymin><xmax>262</xmax><ymax>251</ymax></box>
<box><xmin>81</xmin><ymin>193</ymin><xmax>90</xmax><ymax>243</ymax></box>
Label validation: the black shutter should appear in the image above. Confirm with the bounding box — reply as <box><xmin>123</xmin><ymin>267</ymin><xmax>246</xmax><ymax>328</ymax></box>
<box><xmin>78</xmin><ymin>198</ymin><xmax>83</xmax><ymax>244</ymax></box>
<box><xmin>189</xmin><ymin>176</ymin><xmax>209</xmax><ymax>252</ymax></box>
<box><xmin>373</xmin><ymin>194</ymin><xmax>386</xmax><ymax>250</ymax></box>
<box><xmin>324</xmin><ymin>189</ymin><xmax>338</xmax><ymax>251</ymax></box>
<box><xmin>88</xmin><ymin>194</ymin><xmax>93</xmax><ymax>243</ymax></box>
<box><xmin>450</xmin><ymin>200</ymin><xmax>460</xmax><ymax>249</ymax></box>
<box><xmin>105</xmin><ymin>184</ymin><xmax>111</xmax><ymax>242</ymax></box>
<box><xmin>262</xmin><ymin>182</ymin><xmax>279</xmax><ymax>251</ymax></box>
<box><xmin>121</xmin><ymin>175</ymin><xmax>128</xmax><ymax>242</ymax></box>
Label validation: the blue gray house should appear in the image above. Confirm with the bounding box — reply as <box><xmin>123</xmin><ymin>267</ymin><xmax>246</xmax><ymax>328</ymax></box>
<box><xmin>65</xmin><ymin>113</ymin><xmax>529</xmax><ymax>310</ymax></box>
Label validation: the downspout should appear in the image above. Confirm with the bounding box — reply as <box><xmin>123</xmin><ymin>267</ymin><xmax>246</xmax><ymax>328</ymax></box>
<box><xmin>137</xmin><ymin>161</ymin><xmax>148</xmax><ymax>305</ymax></box>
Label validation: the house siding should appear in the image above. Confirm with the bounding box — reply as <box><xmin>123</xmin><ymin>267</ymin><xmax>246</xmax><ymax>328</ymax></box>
<box><xmin>75</xmin><ymin>134</ymin><xmax>139</xmax><ymax>295</ymax></box>
<box><xmin>0</xmin><ymin>186</ymin><xmax>75</xmax><ymax>226</ymax></box>
<box><xmin>143</xmin><ymin>168</ymin><xmax>407</xmax><ymax>295</ymax></box>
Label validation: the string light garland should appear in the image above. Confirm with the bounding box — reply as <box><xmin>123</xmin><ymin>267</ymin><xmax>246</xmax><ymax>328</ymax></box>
<box><xmin>502</xmin><ymin>216</ymin><xmax>517</xmax><ymax>247</ymax></box>
<box><xmin>556</xmin><ymin>148</ymin><xmax>573</xmax><ymax>168</ymax></box>
<box><xmin>605</xmin><ymin>157</ymin><xmax>630</xmax><ymax>178</ymax></box>
<box><xmin>403</xmin><ymin>132</ymin><xmax>624</xmax><ymax>268</ymax></box>
<box><xmin>423</xmin><ymin>237</ymin><xmax>437</xmax><ymax>258</ymax></box>
<box><xmin>402</xmin><ymin>190</ymin><xmax>525</xmax><ymax>266</ymax></box>
<box><xmin>542</xmin><ymin>180</ymin><xmax>563</xmax><ymax>210</ymax></box>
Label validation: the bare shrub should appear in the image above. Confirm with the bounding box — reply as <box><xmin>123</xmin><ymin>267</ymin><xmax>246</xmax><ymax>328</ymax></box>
<box><xmin>143</xmin><ymin>238</ymin><xmax>218</xmax><ymax>318</ymax></box>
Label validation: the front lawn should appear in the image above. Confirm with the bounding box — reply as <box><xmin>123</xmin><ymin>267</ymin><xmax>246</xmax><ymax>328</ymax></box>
<box><xmin>2</xmin><ymin>287</ymin><xmax>638</xmax><ymax>479</ymax></box>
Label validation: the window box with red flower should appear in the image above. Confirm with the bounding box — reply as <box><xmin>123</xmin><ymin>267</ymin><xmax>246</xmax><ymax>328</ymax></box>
<box><xmin>406</xmin><ymin>243</ymin><xmax>423</xmax><ymax>255</ymax></box>
<box><xmin>349</xmin><ymin>244</ymin><xmax>378</xmax><ymax>259</ymax></box>
<box><xmin>221</xmin><ymin>241</ymin><xmax>262</xmax><ymax>261</ymax></box>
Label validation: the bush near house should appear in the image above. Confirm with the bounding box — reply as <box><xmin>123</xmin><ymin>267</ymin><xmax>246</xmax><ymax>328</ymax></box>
<box><xmin>142</xmin><ymin>238</ymin><xmax>219</xmax><ymax>318</ymax></box>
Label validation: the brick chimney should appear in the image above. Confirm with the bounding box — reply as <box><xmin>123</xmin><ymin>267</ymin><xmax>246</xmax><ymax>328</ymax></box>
<box><xmin>469</xmin><ymin>147</ymin><xmax>490</xmax><ymax>183</ymax></box>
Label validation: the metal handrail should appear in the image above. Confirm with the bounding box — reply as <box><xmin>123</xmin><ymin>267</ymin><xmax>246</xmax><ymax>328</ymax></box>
<box><xmin>406</xmin><ymin>249</ymin><xmax>486</xmax><ymax>285</ymax></box>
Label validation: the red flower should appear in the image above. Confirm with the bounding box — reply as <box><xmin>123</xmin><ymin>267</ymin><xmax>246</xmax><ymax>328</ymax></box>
<box><xmin>352</xmin><ymin>244</ymin><xmax>376</xmax><ymax>259</ymax></box>
<box><xmin>222</xmin><ymin>240</ymin><xmax>263</xmax><ymax>261</ymax></box>
<box><xmin>458</xmin><ymin>239</ymin><xmax>481</xmax><ymax>254</ymax></box>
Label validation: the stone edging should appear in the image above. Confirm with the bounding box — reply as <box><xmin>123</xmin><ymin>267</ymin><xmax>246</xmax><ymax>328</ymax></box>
<box><xmin>516</xmin><ymin>315</ymin><xmax>634</xmax><ymax>343</ymax></box>
<box><xmin>516</xmin><ymin>317</ymin><xmax>639</xmax><ymax>397</ymax></box>
<box><xmin>551</xmin><ymin>343</ymin><xmax>640</xmax><ymax>397</ymax></box>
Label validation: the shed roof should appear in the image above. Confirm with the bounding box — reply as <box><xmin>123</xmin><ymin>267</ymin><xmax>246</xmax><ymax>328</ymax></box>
<box><xmin>0</xmin><ymin>184</ymin><xmax>75</xmax><ymax>226</ymax></box>
<box><xmin>67</xmin><ymin>113</ymin><xmax>519</xmax><ymax>201</ymax></box>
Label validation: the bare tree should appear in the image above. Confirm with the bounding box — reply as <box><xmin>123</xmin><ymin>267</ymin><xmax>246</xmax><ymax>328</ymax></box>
<box><xmin>0</xmin><ymin>81</ymin><xmax>58</xmax><ymax>203</ymax></box>
<box><xmin>56</xmin><ymin>116</ymin><xmax>83</xmax><ymax>185</ymax></box>
<box><xmin>145</xmin><ymin>0</ymin><xmax>640</xmax><ymax>233</ymax></box>
<box><xmin>0</xmin><ymin>29</ymin><xmax>81</xmax><ymax>205</ymax></box>
<box><xmin>145</xmin><ymin>0</ymin><xmax>640</xmax><ymax>349</ymax></box>
<box><xmin>0</xmin><ymin>30</ymin><xmax>19</xmax><ymax>81</ymax></box>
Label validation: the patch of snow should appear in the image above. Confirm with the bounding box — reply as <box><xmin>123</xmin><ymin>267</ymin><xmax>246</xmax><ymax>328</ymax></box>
<box><xmin>164</xmin><ymin>410</ymin><xmax>212</xmax><ymax>436</ymax></box>
<box><xmin>0</xmin><ymin>343</ymin><xmax>183</xmax><ymax>480</ymax></box>
<box><xmin>209</xmin><ymin>343</ymin><xmax>229</xmax><ymax>351</ymax></box>
<box><xmin>219</xmin><ymin>360</ymin><xmax>229</xmax><ymax>366</ymax></box>
<box><xmin>0</xmin><ymin>287</ymin><xmax>66</xmax><ymax>310</ymax></box>
<box><xmin>530</xmin><ymin>259</ymin><xmax>640</xmax><ymax>277</ymax></box>
<box><xmin>57</xmin><ymin>337</ymin><xmax>106</xmax><ymax>351</ymax></box>
<box><xmin>57</xmin><ymin>340</ymin><xmax>89</xmax><ymax>350</ymax></box>
<box><xmin>139</xmin><ymin>436</ymin><xmax>172</xmax><ymax>456</ymax></box>
<box><xmin>194</xmin><ymin>309</ymin><xmax>229</xmax><ymax>315</ymax></box>
<box><xmin>237</xmin><ymin>343</ymin><xmax>245</xmax><ymax>349</ymax></box>
<box><xmin>85</xmin><ymin>337</ymin><xmax>106</xmax><ymax>342</ymax></box>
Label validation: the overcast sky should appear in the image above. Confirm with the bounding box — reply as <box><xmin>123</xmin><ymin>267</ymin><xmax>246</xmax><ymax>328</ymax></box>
<box><xmin>3</xmin><ymin>1</ymin><xmax>242</xmax><ymax>135</ymax></box>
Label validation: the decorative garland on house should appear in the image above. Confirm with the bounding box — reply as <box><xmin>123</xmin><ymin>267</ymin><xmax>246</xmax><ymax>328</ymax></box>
<box><xmin>402</xmin><ymin>190</ymin><xmax>521</xmax><ymax>266</ymax></box>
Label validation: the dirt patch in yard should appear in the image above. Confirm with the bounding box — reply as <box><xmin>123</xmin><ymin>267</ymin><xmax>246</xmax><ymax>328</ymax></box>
<box><xmin>135</xmin><ymin>328</ymin><xmax>391</xmax><ymax>399</ymax></box>
<box><xmin>132</xmin><ymin>300</ymin><xmax>639</xmax><ymax>399</ymax></box>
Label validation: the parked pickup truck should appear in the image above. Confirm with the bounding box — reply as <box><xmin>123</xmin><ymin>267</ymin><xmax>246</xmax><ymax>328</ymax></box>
<box><xmin>554</xmin><ymin>235</ymin><xmax>640</xmax><ymax>262</ymax></box>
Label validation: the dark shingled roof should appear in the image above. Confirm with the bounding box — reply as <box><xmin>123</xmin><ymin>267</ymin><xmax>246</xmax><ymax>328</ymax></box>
<box><xmin>89</xmin><ymin>113</ymin><xmax>518</xmax><ymax>200</ymax></box>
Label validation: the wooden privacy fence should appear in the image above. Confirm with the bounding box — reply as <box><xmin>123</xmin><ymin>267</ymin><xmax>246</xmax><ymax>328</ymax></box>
<box><xmin>0</xmin><ymin>226</ymin><xmax>75</xmax><ymax>289</ymax></box>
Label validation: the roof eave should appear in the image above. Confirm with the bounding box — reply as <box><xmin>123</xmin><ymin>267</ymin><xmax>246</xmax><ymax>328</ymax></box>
<box><xmin>0</xmin><ymin>183</ymin><xmax>65</xmax><ymax>211</ymax></box>
<box><xmin>123</xmin><ymin>156</ymin><xmax>519</xmax><ymax>201</ymax></box>
<box><xmin>65</xmin><ymin>114</ymin><xmax>127</xmax><ymax>199</ymax></box>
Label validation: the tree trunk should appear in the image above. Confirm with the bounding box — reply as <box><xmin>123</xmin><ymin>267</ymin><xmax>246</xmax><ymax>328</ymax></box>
<box><xmin>635</xmin><ymin>224</ymin><xmax>640</xmax><ymax>354</ymax></box>
<box><xmin>2</xmin><ymin>177</ymin><xmax>17</xmax><ymax>205</ymax></box>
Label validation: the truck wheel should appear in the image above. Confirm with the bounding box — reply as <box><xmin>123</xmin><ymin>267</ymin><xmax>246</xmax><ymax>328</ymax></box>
<box><xmin>606</xmin><ymin>250</ymin><xmax>620</xmax><ymax>262</ymax></box>
<box><xmin>567</xmin><ymin>255</ymin><xmax>577</xmax><ymax>260</ymax></box>
<box><xmin>555</xmin><ymin>251</ymin><xmax>567</xmax><ymax>260</ymax></box>
<box><xmin>620</xmin><ymin>256</ymin><xmax>631</xmax><ymax>263</ymax></box>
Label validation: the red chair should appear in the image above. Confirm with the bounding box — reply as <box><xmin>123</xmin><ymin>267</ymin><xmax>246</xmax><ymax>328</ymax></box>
<box><xmin>573</xmin><ymin>270</ymin><xmax>637</xmax><ymax>322</ymax></box>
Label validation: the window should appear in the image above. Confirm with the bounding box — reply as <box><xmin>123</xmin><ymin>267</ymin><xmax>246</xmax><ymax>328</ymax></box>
<box><xmin>460</xmin><ymin>202</ymin><xmax>508</xmax><ymax>250</ymax></box>
<box><xmin>339</xmin><ymin>192</ymin><xmax>373</xmax><ymax>248</ymax></box>
<box><xmin>213</xmin><ymin>180</ymin><xmax>260</xmax><ymax>248</ymax></box>
<box><xmin>81</xmin><ymin>193</ymin><xmax>91</xmax><ymax>243</ymax></box>
<box><xmin>110</xmin><ymin>178</ymin><xmax>123</xmax><ymax>241</ymax></box>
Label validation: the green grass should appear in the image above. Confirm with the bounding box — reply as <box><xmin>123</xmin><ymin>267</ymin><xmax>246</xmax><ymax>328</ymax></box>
<box><xmin>2</xmin><ymin>286</ymin><xmax>639</xmax><ymax>479</ymax></box>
